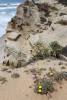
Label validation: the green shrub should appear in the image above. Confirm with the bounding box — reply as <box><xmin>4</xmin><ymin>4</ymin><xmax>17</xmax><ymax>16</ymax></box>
<box><xmin>58</xmin><ymin>61</ymin><xmax>63</xmax><ymax>65</ymax></box>
<box><xmin>0</xmin><ymin>77</ymin><xmax>7</xmax><ymax>84</ymax></box>
<box><xmin>1</xmin><ymin>68</ymin><xmax>8</xmax><ymax>72</ymax></box>
<box><xmin>50</xmin><ymin>41</ymin><xmax>62</xmax><ymax>52</ymax></box>
<box><xmin>33</xmin><ymin>41</ymin><xmax>51</xmax><ymax>60</ymax></box>
<box><xmin>46</xmin><ymin>68</ymin><xmax>67</xmax><ymax>82</ymax></box>
<box><xmin>11</xmin><ymin>73</ymin><xmax>20</xmax><ymax>78</ymax></box>
<box><xmin>50</xmin><ymin>41</ymin><xmax>62</xmax><ymax>58</ymax></box>
<box><xmin>34</xmin><ymin>78</ymin><xmax>54</xmax><ymax>94</ymax></box>
<box><xmin>43</xmin><ymin>48</ymin><xmax>50</xmax><ymax>57</ymax></box>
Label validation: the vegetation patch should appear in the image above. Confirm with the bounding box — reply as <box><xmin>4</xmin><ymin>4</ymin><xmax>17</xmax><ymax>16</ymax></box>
<box><xmin>32</xmin><ymin>41</ymin><xmax>62</xmax><ymax>62</ymax></box>
<box><xmin>1</xmin><ymin>68</ymin><xmax>8</xmax><ymax>72</ymax></box>
<box><xmin>24</xmin><ymin>67</ymin><xmax>46</xmax><ymax>75</ymax></box>
<box><xmin>11</xmin><ymin>73</ymin><xmax>20</xmax><ymax>78</ymax></box>
<box><xmin>34</xmin><ymin>78</ymin><xmax>54</xmax><ymax>94</ymax></box>
<box><xmin>46</xmin><ymin>68</ymin><xmax>67</xmax><ymax>82</ymax></box>
<box><xmin>0</xmin><ymin>76</ymin><xmax>7</xmax><ymax>84</ymax></box>
<box><xmin>58</xmin><ymin>61</ymin><xmax>63</xmax><ymax>65</ymax></box>
<box><xmin>61</xmin><ymin>66</ymin><xmax>65</xmax><ymax>70</ymax></box>
<box><xmin>6</xmin><ymin>70</ymin><xmax>12</xmax><ymax>73</ymax></box>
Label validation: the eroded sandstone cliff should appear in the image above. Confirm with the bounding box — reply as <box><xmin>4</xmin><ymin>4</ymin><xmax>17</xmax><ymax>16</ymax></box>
<box><xmin>4</xmin><ymin>0</ymin><xmax>67</xmax><ymax>67</ymax></box>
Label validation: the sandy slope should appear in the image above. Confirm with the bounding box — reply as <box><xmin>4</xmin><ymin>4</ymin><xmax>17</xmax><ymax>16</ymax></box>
<box><xmin>0</xmin><ymin>35</ymin><xmax>67</xmax><ymax>100</ymax></box>
<box><xmin>0</xmin><ymin>58</ymin><xmax>67</xmax><ymax>100</ymax></box>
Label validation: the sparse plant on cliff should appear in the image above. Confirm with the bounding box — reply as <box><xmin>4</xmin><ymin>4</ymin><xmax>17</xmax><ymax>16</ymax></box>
<box><xmin>23</xmin><ymin>41</ymin><xmax>62</xmax><ymax>67</ymax></box>
<box><xmin>43</xmin><ymin>48</ymin><xmax>50</xmax><ymax>57</ymax></box>
<box><xmin>50</xmin><ymin>41</ymin><xmax>62</xmax><ymax>58</ymax></box>
<box><xmin>33</xmin><ymin>41</ymin><xmax>50</xmax><ymax>60</ymax></box>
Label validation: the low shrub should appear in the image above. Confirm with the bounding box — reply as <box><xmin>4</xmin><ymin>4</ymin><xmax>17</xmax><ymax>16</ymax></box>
<box><xmin>11</xmin><ymin>73</ymin><xmax>20</xmax><ymax>78</ymax></box>
<box><xmin>46</xmin><ymin>68</ymin><xmax>67</xmax><ymax>82</ymax></box>
<box><xmin>34</xmin><ymin>78</ymin><xmax>54</xmax><ymax>94</ymax></box>
<box><xmin>0</xmin><ymin>76</ymin><xmax>7</xmax><ymax>84</ymax></box>
<box><xmin>50</xmin><ymin>41</ymin><xmax>62</xmax><ymax>58</ymax></box>
<box><xmin>1</xmin><ymin>68</ymin><xmax>8</xmax><ymax>72</ymax></box>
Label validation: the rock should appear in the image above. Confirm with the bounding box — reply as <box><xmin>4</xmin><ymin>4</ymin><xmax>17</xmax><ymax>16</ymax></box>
<box><xmin>55</xmin><ymin>15</ymin><xmax>67</xmax><ymax>25</ymax></box>
<box><xmin>58</xmin><ymin>0</ymin><xmax>67</xmax><ymax>6</ymax></box>
<box><xmin>28</xmin><ymin>34</ymin><xmax>40</xmax><ymax>46</ymax></box>
<box><xmin>7</xmin><ymin>32</ymin><xmax>21</xmax><ymax>40</ymax></box>
<box><xmin>40</xmin><ymin>16</ymin><xmax>47</xmax><ymax>23</ymax></box>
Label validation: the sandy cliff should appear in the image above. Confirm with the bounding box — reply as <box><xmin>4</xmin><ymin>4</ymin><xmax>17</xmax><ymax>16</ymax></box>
<box><xmin>4</xmin><ymin>0</ymin><xmax>67</xmax><ymax>67</ymax></box>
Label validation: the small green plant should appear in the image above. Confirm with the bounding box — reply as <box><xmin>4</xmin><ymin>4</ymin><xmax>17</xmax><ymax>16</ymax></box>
<box><xmin>61</xmin><ymin>66</ymin><xmax>65</xmax><ymax>70</ymax></box>
<box><xmin>32</xmin><ymin>41</ymin><xmax>51</xmax><ymax>60</ymax></box>
<box><xmin>50</xmin><ymin>41</ymin><xmax>62</xmax><ymax>58</ymax></box>
<box><xmin>6</xmin><ymin>70</ymin><xmax>11</xmax><ymax>73</ymax></box>
<box><xmin>0</xmin><ymin>76</ymin><xmax>7</xmax><ymax>84</ymax></box>
<box><xmin>1</xmin><ymin>68</ymin><xmax>8</xmax><ymax>72</ymax></box>
<box><xmin>50</xmin><ymin>41</ymin><xmax>62</xmax><ymax>51</ymax></box>
<box><xmin>58</xmin><ymin>61</ymin><xmax>63</xmax><ymax>65</ymax></box>
<box><xmin>46</xmin><ymin>68</ymin><xmax>67</xmax><ymax>82</ymax></box>
<box><xmin>24</xmin><ymin>67</ymin><xmax>46</xmax><ymax>75</ymax></box>
<box><xmin>54</xmin><ymin>71</ymin><xmax>67</xmax><ymax>81</ymax></box>
<box><xmin>43</xmin><ymin>48</ymin><xmax>50</xmax><ymax>57</ymax></box>
<box><xmin>11</xmin><ymin>73</ymin><xmax>20</xmax><ymax>78</ymax></box>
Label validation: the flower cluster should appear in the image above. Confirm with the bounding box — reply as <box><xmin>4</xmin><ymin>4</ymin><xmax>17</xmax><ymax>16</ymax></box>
<box><xmin>39</xmin><ymin>84</ymin><xmax>42</xmax><ymax>93</ymax></box>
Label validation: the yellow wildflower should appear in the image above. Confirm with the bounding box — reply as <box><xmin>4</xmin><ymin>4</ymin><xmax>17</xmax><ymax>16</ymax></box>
<box><xmin>39</xmin><ymin>66</ymin><xmax>41</xmax><ymax>70</ymax></box>
<box><xmin>39</xmin><ymin>85</ymin><xmax>42</xmax><ymax>89</ymax></box>
<box><xmin>39</xmin><ymin>89</ymin><xmax>42</xmax><ymax>93</ymax></box>
<box><xmin>50</xmin><ymin>72</ymin><xmax>53</xmax><ymax>76</ymax></box>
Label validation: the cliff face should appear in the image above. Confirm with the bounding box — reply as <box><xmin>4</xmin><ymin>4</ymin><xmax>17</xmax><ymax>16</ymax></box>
<box><xmin>4</xmin><ymin>1</ymin><xmax>48</xmax><ymax>66</ymax></box>
<box><xmin>4</xmin><ymin>0</ymin><xmax>67</xmax><ymax>67</ymax></box>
